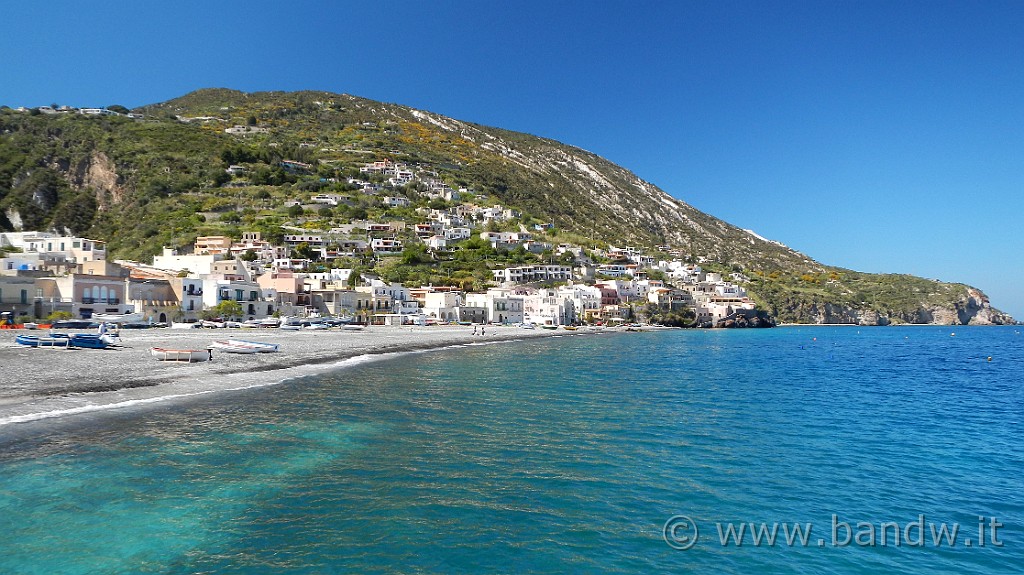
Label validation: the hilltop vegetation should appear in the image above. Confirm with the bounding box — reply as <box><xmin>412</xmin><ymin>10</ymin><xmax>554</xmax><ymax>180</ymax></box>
<box><xmin>0</xmin><ymin>89</ymin><xmax>1013</xmax><ymax>324</ymax></box>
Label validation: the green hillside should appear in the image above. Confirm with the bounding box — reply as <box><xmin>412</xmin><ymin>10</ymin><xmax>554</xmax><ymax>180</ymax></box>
<box><xmin>0</xmin><ymin>89</ymin><xmax>1014</xmax><ymax>324</ymax></box>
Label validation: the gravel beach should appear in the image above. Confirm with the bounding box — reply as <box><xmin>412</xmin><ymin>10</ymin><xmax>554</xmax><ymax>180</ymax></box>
<box><xmin>0</xmin><ymin>325</ymin><xmax>593</xmax><ymax>426</ymax></box>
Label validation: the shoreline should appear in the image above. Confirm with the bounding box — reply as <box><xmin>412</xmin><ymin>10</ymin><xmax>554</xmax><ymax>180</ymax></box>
<box><xmin>0</xmin><ymin>325</ymin><xmax>607</xmax><ymax>427</ymax></box>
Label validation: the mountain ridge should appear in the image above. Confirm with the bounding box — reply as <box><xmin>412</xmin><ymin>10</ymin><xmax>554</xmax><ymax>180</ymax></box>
<box><xmin>0</xmin><ymin>88</ymin><xmax>1014</xmax><ymax>325</ymax></box>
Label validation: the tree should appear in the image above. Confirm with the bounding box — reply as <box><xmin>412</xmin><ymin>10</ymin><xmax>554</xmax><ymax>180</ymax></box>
<box><xmin>46</xmin><ymin>311</ymin><xmax>73</xmax><ymax>322</ymax></box>
<box><xmin>220</xmin><ymin>211</ymin><xmax>241</xmax><ymax>223</ymax></box>
<box><xmin>212</xmin><ymin>300</ymin><xmax>243</xmax><ymax>320</ymax></box>
<box><xmin>287</xmin><ymin>204</ymin><xmax>305</xmax><ymax>218</ymax></box>
<box><xmin>51</xmin><ymin>192</ymin><xmax>98</xmax><ymax>235</ymax></box>
<box><xmin>107</xmin><ymin>104</ymin><xmax>130</xmax><ymax>114</ymax></box>
<box><xmin>292</xmin><ymin>241</ymin><xmax>317</xmax><ymax>261</ymax></box>
<box><xmin>240</xmin><ymin>249</ymin><xmax>258</xmax><ymax>262</ymax></box>
<box><xmin>400</xmin><ymin>243</ymin><xmax>429</xmax><ymax>265</ymax></box>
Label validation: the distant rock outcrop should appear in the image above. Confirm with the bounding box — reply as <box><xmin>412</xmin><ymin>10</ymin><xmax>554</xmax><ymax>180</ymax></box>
<box><xmin>778</xmin><ymin>287</ymin><xmax>1013</xmax><ymax>325</ymax></box>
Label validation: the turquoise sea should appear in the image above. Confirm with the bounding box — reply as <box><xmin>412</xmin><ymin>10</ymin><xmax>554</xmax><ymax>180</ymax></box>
<box><xmin>0</xmin><ymin>326</ymin><xmax>1021</xmax><ymax>574</ymax></box>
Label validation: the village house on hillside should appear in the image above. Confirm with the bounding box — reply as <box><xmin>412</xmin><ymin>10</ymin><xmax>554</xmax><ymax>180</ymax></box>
<box><xmin>1</xmin><ymin>222</ymin><xmax>755</xmax><ymax>328</ymax></box>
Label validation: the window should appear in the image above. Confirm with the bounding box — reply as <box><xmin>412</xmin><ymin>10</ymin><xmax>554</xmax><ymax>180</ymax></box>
<box><xmin>21</xmin><ymin>289</ymin><xmax>28</xmax><ymax>304</ymax></box>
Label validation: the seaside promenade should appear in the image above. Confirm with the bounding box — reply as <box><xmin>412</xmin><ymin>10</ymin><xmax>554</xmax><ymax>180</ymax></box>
<box><xmin>0</xmin><ymin>325</ymin><xmax>598</xmax><ymax>426</ymax></box>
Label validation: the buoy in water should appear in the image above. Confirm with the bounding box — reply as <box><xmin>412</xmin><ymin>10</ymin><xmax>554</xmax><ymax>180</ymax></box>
<box><xmin>988</xmin><ymin>356</ymin><xmax>992</xmax><ymax>362</ymax></box>
<box><xmin>950</xmin><ymin>332</ymin><xmax>956</xmax><ymax>337</ymax></box>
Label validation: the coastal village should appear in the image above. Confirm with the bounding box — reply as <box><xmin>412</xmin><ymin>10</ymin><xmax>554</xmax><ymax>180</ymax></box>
<box><xmin>0</xmin><ymin>107</ymin><xmax>765</xmax><ymax>330</ymax></box>
<box><xmin>0</xmin><ymin>227</ymin><xmax>760</xmax><ymax>329</ymax></box>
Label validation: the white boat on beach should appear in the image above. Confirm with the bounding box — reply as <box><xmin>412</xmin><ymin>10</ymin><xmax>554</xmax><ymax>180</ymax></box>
<box><xmin>170</xmin><ymin>322</ymin><xmax>200</xmax><ymax>329</ymax></box>
<box><xmin>212</xmin><ymin>339</ymin><xmax>280</xmax><ymax>353</ymax></box>
<box><xmin>93</xmin><ymin>312</ymin><xmax>145</xmax><ymax>324</ymax></box>
<box><xmin>150</xmin><ymin>347</ymin><xmax>212</xmax><ymax>362</ymax></box>
<box><xmin>342</xmin><ymin>324</ymin><xmax>364</xmax><ymax>331</ymax></box>
<box><xmin>210</xmin><ymin>340</ymin><xmax>261</xmax><ymax>354</ymax></box>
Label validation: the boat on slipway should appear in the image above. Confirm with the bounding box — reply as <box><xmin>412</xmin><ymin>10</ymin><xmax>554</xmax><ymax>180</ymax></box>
<box><xmin>150</xmin><ymin>347</ymin><xmax>213</xmax><ymax>362</ymax></box>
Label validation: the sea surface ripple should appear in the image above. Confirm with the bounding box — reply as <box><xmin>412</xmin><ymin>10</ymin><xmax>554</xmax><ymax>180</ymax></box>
<box><xmin>0</xmin><ymin>326</ymin><xmax>1020</xmax><ymax>574</ymax></box>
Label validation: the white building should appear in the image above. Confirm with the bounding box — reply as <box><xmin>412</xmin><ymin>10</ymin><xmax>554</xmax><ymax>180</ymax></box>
<box><xmin>492</xmin><ymin>265</ymin><xmax>573</xmax><ymax>285</ymax></box>
<box><xmin>204</xmin><ymin>278</ymin><xmax>273</xmax><ymax>319</ymax></box>
<box><xmin>556</xmin><ymin>284</ymin><xmax>602</xmax><ymax>319</ymax></box>
<box><xmin>383</xmin><ymin>196</ymin><xmax>411</xmax><ymax>208</ymax></box>
<box><xmin>0</xmin><ymin>232</ymin><xmax>106</xmax><ymax>263</ymax></box>
<box><xmin>465</xmin><ymin>289</ymin><xmax>525</xmax><ymax>324</ymax></box>
<box><xmin>523</xmin><ymin>288</ymin><xmax>576</xmax><ymax>326</ymax></box>
<box><xmin>152</xmin><ymin>248</ymin><xmax>220</xmax><ymax>276</ymax></box>
<box><xmin>370</xmin><ymin>238</ymin><xmax>403</xmax><ymax>254</ymax></box>
<box><xmin>423</xmin><ymin>292</ymin><xmax>463</xmax><ymax>323</ymax></box>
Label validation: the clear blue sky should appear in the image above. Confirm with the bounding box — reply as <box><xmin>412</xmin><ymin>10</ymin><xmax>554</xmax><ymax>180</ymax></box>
<box><xmin>3</xmin><ymin>1</ymin><xmax>1022</xmax><ymax>318</ymax></box>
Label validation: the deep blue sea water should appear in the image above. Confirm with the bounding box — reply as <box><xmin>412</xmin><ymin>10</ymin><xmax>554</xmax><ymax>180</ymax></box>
<box><xmin>0</xmin><ymin>326</ymin><xmax>1021</xmax><ymax>574</ymax></box>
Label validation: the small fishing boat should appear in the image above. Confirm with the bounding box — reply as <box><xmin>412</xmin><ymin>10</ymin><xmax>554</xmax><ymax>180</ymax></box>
<box><xmin>67</xmin><ymin>333</ymin><xmax>116</xmax><ymax>349</ymax></box>
<box><xmin>151</xmin><ymin>347</ymin><xmax>212</xmax><ymax>362</ymax></box>
<box><xmin>210</xmin><ymin>340</ymin><xmax>261</xmax><ymax>354</ymax></box>
<box><xmin>15</xmin><ymin>334</ymin><xmax>72</xmax><ymax>348</ymax></box>
<box><xmin>562</xmin><ymin>326</ymin><xmax>578</xmax><ymax>331</ymax></box>
<box><xmin>226</xmin><ymin>339</ymin><xmax>279</xmax><ymax>352</ymax></box>
<box><xmin>92</xmin><ymin>312</ymin><xmax>145</xmax><ymax>324</ymax></box>
<box><xmin>342</xmin><ymin>324</ymin><xmax>365</xmax><ymax>331</ymax></box>
<box><xmin>541</xmin><ymin>325</ymin><xmax>558</xmax><ymax>330</ymax></box>
<box><xmin>170</xmin><ymin>321</ymin><xmax>200</xmax><ymax>329</ymax></box>
<box><xmin>212</xmin><ymin>339</ymin><xmax>279</xmax><ymax>353</ymax></box>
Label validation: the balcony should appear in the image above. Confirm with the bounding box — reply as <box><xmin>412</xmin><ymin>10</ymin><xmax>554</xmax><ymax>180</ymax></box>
<box><xmin>80</xmin><ymin>297</ymin><xmax>120</xmax><ymax>305</ymax></box>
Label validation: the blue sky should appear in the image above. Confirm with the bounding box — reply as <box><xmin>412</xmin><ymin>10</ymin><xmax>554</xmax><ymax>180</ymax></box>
<box><xmin>3</xmin><ymin>1</ymin><xmax>1022</xmax><ymax>318</ymax></box>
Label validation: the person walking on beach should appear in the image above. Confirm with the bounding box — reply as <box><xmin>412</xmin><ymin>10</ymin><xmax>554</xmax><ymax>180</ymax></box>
<box><xmin>481</xmin><ymin>326</ymin><xmax>485</xmax><ymax>336</ymax></box>
<box><xmin>472</xmin><ymin>325</ymin><xmax>477</xmax><ymax>336</ymax></box>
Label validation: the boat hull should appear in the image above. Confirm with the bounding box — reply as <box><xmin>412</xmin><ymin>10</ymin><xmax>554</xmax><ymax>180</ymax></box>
<box><xmin>150</xmin><ymin>347</ymin><xmax>212</xmax><ymax>362</ymax></box>
<box><xmin>210</xmin><ymin>341</ymin><xmax>260</xmax><ymax>354</ymax></box>
<box><xmin>16</xmin><ymin>334</ymin><xmax>72</xmax><ymax>348</ymax></box>
<box><xmin>225</xmin><ymin>339</ymin><xmax>279</xmax><ymax>353</ymax></box>
<box><xmin>67</xmin><ymin>334</ymin><xmax>113</xmax><ymax>349</ymax></box>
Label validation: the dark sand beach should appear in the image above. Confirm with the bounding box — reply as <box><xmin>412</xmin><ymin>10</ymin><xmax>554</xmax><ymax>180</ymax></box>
<box><xmin>0</xmin><ymin>325</ymin><xmax>594</xmax><ymax>426</ymax></box>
